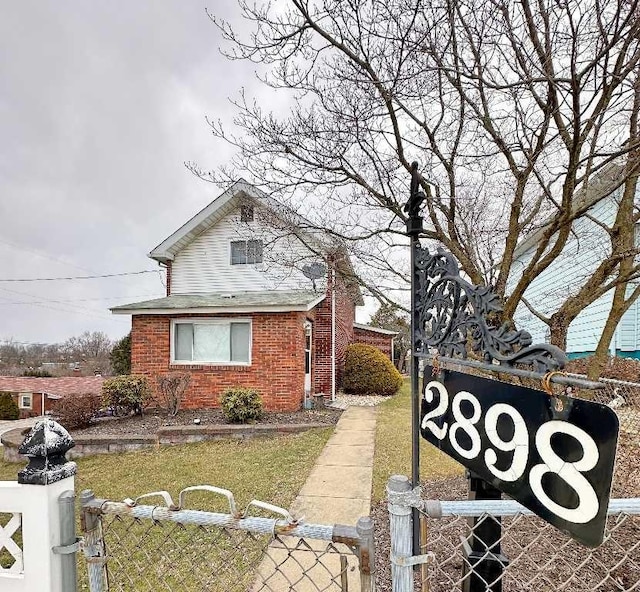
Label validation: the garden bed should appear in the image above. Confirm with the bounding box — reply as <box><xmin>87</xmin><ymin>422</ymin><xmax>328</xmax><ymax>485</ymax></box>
<box><xmin>2</xmin><ymin>407</ymin><xmax>343</xmax><ymax>462</ymax></box>
<box><xmin>72</xmin><ymin>406</ymin><xmax>342</xmax><ymax>437</ymax></box>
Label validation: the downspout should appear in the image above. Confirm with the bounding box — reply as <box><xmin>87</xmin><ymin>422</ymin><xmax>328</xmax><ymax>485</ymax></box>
<box><xmin>331</xmin><ymin>266</ymin><xmax>336</xmax><ymax>402</ymax></box>
<box><xmin>42</xmin><ymin>391</ymin><xmax>45</xmax><ymax>417</ymax></box>
<box><xmin>391</xmin><ymin>336</ymin><xmax>396</xmax><ymax>368</ymax></box>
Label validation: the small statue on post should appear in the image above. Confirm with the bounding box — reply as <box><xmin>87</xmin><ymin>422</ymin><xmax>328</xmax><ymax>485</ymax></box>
<box><xmin>18</xmin><ymin>419</ymin><xmax>76</xmax><ymax>485</ymax></box>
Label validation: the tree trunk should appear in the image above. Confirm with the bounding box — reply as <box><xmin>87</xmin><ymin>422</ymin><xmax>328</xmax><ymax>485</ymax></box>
<box><xmin>549</xmin><ymin>315</ymin><xmax>569</xmax><ymax>351</ymax></box>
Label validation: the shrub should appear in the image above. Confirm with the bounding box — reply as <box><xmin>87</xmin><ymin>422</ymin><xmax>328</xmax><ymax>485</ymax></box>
<box><xmin>0</xmin><ymin>392</ymin><xmax>19</xmax><ymax>420</ymax></box>
<box><xmin>343</xmin><ymin>343</ymin><xmax>403</xmax><ymax>396</ymax></box>
<box><xmin>102</xmin><ymin>375</ymin><xmax>151</xmax><ymax>416</ymax></box>
<box><xmin>220</xmin><ymin>388</ymin><xmax>263</xmax><ymax>423</ymax></box>
<box><xmin>22</xmin><ymin>368</ymin><xmax>53</xmax><ymax>377</ymax></box>
<box><xmin>156</xmin><ymin>373</ymin><xmax>191</xmax><ymax>417</ymax></box>
<box><xmin>110</xmin><ymin>332</ymin><xmax>131</xmax><ymax>375</ymax></box>
<box><xmin>52</xmin><ymin>393</ymin><xmax>102</xmax><ymax>430</ymax></box>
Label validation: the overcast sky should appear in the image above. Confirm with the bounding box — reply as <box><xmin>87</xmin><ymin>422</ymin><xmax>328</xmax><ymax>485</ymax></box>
<box><xmin>0</xmin><ymin>2</ymin><xmax>273</xmax><ymax>345</ymax></box>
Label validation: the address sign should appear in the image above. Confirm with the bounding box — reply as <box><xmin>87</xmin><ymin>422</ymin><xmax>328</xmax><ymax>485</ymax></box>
<box><xmin>420</xmin><ymin>367</ymin><xmax>619</xmax><ymax>547</ymax></box>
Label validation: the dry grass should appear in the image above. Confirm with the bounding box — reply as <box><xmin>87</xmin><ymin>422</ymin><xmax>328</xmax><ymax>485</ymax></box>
<box><xmin>0</xmin><ymin>429</ymin><xmax>333</xmax><ymax>510</ymax></box>
<box><xmin>372</xmin><ymin>379</ymin><xmax>463</xmax><ymax>501</ymax></box>
<box><xmin>1</xmin><ymin>428</ymin><xmax>336</xmax><ymax>590</ymax></box>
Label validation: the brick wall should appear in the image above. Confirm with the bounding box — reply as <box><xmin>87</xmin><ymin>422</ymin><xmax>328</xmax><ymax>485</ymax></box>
<box><xmin>165</xmin><ymin>262</ymin><xmax>172</xmax><ymax>296</ymax></box>
<box><xmin>353</xmin><ymin>327</ymin><xmax>394</xmax><ymax>359</ymax></box>
<box><xmin>131</xmin><ymin>311</ymin><xmax>309</xmax><ymax>411</ymax></box>
<box><xmin>8</xmin><ymin>392</ymin><xmax>45</xmax><ymax>418</ymax></box>
<box><xmin>313</xmin><ymin>267</ymin><xmax>356</xmax><ymax>395</ymax></box>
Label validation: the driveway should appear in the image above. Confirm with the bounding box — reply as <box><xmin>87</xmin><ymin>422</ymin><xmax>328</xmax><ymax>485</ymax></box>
<box><xmin>0</xmin><ymin>416</ymin><xmax>42</xmax><ymax>445</ymax></box>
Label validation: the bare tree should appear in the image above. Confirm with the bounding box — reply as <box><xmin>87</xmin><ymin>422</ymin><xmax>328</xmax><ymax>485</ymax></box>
<box><xmin>193</xmin><ymin>0</ymin><xmax>640</xmax><ymax>371</ymax></box>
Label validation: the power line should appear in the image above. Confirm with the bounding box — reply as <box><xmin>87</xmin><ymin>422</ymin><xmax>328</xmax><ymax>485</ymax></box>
<box><xmin>0</xmin><ymin>285</ymin><xmax>129</xmax><ymax>324</ymax></box>
<box><xmin>0</xmin><ymin>270</ymin><xmax>158</xmax><ymax>282</ymax></box>
<box><xmin>0</xmin><ymin>293</ymin><xmax>160</xmax><ymax>306</ymax></box>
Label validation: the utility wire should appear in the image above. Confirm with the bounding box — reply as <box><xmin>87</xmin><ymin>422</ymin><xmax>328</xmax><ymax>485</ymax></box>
<box><xmin>0</xmin><ymin>270</ymin><xmax>158</xmax><ymax>282</ymax></box>
<box><xmin>0</xmin><ymin>293</ymin><xmax>160</xmax><ymax>306</ymax></box>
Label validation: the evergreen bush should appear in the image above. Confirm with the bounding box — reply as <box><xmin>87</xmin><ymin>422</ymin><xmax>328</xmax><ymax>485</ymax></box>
<box><xmin>220</xmin><ymin>388</ymin><xmax>263</xmax><ymax>423</ymax></box>
<box><xmin>343</xmin><ymin>343</ymin><xmax>403</xmax><ymax>396</ymax></box>
<box><xmin>102</xmin><ymin>375</ymin><xmax>151</xmax><ymax>416</ymax></box>
<box><xmin>0</xmin><ymin>392</ymin><xmax>19</xmax><ymax>420</ymax></box>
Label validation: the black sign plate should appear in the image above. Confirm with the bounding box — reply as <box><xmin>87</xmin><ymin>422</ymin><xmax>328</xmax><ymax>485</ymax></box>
<box><xmin>420</xmin><ymin>367</ymin><xmax>619</xmax><ymax>547</ymax></box>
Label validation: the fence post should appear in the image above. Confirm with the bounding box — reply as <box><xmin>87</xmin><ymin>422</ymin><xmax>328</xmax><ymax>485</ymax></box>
<box><xmin>80</xmin><ymin>490</ymin><xmax>107</xmax><ymax>592</ymax></box>
<box><xmin>356</xmin><ymin>516</ymin><xmax>376</xmax><ymax>592</ymax></box>
<box><xmin>387</xmin><ymin>475</ymin><xmax>413</xmax><ymax>592</ymax></box>
<box><xmin>57</xmin><ymin>490</ymin><xmax>77</xmax><ymax>591</ymax></box>
<box><xmin>16</xmin><ymin>419</ymin><xmax>77</xmax><ymax>592</ymax></box>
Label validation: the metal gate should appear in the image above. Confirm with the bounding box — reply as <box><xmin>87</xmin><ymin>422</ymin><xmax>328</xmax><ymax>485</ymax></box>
<box><xmin>80</xmin><ymin>486</ymin><xmax>375</xmax><ymax>592</ymax></box>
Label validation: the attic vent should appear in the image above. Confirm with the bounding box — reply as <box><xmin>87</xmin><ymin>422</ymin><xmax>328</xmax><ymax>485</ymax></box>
<box><xmin>240</xmin><ymin>205</ymin><xmax>254</xmax><ymax>222</ymax></box>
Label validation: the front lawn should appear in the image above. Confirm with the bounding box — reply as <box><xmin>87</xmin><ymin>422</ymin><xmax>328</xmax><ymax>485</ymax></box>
<box><xmin>1</xmin><ymin>429</ymin><xmax>334</xmax><ymax>589</ymax></box>
<box><xmin>0</xmin><ymin>428</ymin><xmax>333</xmax><ymax>508</ymax></box>
<box><xmin>372</xmin><ymin>379</ymin><xmax>462</xmax><ymax>501</ymax></box>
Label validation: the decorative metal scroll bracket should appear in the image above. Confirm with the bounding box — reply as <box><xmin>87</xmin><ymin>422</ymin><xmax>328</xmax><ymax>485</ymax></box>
<box><xmin>412</xmin><ymin>245</ymin><xmax>568</xmax><ymax>374</ymax></box>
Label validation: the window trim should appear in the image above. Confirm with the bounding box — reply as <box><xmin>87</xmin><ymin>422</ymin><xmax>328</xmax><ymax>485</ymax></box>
<box><xmin>229</xmin><ymin>239</ymin><xmax>263</xmax><ymax>265</ymax></box>
<box><xmin>170</xmin><ymin>318</ymin><xmax>252</xmax><ymax>366</ymax></box>
<box><xmin>19</xmin><ymin>392</ymin><xmax>32</xmax><ymax>410</ymax></box>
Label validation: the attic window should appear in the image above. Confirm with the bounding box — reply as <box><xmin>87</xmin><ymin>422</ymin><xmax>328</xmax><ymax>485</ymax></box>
<box><xmin>231</xmin><ymin>240</ymin><xmax>263</xmax><ymax>265</ymax></box>
<box><xmin>240</xmin><ymin>205</ymin><xmax>254</xmax><ymax>222</ymax></box>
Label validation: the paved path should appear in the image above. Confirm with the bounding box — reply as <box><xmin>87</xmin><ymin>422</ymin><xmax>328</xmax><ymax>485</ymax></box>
<box><xmin>254</xmin><ymin>405</ymin><xmax>378</xmax><ymax>591</ymax></box>
<box><xmin>289</xmin><ymin>405</ymin><xmax>377</xmax><ymax>524</ymax></box>
<box><xmin>0</xmin><ymin>416</ymin><xmax>42</xmax><ymax>445</ymax></box>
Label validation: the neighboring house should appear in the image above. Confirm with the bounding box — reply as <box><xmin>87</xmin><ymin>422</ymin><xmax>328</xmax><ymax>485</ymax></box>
<box><xmin>509</xmin><ymin>165</ymin><xmax>640</xmax><ymax>358</ymax></box>
<box><xmin>112</xmin><ymin>180</ymin><xmax>395</xmax><ymax>411</ymax></box>
<box><xmin>0</xmin><ymin>376</ymin><xmax>105</xmax><ymax>418</ymax></box>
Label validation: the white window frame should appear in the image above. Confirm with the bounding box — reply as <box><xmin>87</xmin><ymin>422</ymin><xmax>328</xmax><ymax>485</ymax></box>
<box><xmin>230</xmin><ymin>239</ymin><xmax>263</xmax><ymax>265</ymax></box>
<box><xmin>19</xmin><ymin>393</ymin><xmax>32</xmax><ymax>410</ymax></box>
<box><xmin>170</xmin><ymin>318</ymin><xmax>252</xmax><ymax>366</ymax></box>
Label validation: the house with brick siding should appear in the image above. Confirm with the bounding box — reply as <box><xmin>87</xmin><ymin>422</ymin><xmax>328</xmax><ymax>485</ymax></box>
<box><xmin>0</xmin><ymin>376</ymin><xmax>104</xmax><ymax>418</ymax></box>
<box><xmin>112</xmin><ymin>180</ymin><xmax>394</xmax><ymax>411</ymax></box>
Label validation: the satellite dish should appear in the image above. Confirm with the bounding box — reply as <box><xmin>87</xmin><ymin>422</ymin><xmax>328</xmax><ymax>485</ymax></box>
<box><xmin>302</xmin><ymin>262</ymin><xmax>327</xmax><ymax>291</ymax></box>
<box><xmin>302</xmin><ymin>262</ymin><xmax>327</xmax><ymax>280</ymax></box>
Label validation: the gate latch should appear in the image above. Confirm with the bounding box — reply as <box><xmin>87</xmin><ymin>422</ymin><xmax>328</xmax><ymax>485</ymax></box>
<box><xmin>391</xmin><ymin>552</ymin><xmax>435</xmax><ymax>567</ymax></box>
<box><xmin>52</xmin><ymin>537</ymin><xmax>82</xmax><ymax>555</ymax></box>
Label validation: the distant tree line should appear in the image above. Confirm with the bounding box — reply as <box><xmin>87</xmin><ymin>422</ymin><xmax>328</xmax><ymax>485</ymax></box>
<box><xmin>0</xmin><ymin>330</ymin><xmax>131</xmax><ymax>377</ymax></box>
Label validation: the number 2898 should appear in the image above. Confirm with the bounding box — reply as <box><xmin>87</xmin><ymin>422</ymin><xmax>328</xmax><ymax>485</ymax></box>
<box><xmin>422</xmin><ymin>381</ymin><xmax>601</xmax><ymax>524</ymax></box>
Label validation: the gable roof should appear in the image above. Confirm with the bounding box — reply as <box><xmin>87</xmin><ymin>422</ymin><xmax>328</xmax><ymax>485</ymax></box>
<box><xmin>149</xmin><ymin>179</ymin><xmax>337</xmax><ymax>264</ymax></box>
<box><xmin>147</xmin><ymin>179</ymin><xmax>364</xmax><ymax>306</ymax></box>
<box><xmin>0</xmin><ymin>376</ymin><xmax>104</xmax><ymax>399</ymax></box>
<box><xmin>149</xmin><ymin>179</ymin><xmax>258</xmax><ymax>264</ymax></box>
<box><xmin>111</xmin><ymin>289</ymin><xmax>326</xmax><ymax>315</ymax></box>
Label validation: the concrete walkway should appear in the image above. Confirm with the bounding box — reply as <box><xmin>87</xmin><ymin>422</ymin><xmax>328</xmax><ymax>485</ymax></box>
<box><xmin>0</xmin><ymin>416</ymin><xmax>42</xmax><ymax>445</ymax></box>
<box><xmin>254</xmin><ymin>405</ymin><xmax>377</xmax><ymax>591</ymax></box>
<box><xmin>289</xmin><ymin>405</ymin><xmax>377</xmax><ymax>524</ymax></box>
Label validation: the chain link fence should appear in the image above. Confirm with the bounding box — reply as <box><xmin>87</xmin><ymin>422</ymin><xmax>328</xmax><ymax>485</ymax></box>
<box><xmin>79</xmin><ymin>487</ymin><xmax>374</xmax><ymax>592</ymax></box>
<box><xmin>386</xmin><ymin>477</ymin><xmax>640</xmax><ymax>592</ymax></box>
<box><xmin>415</xmin><ymin>499</ymin><xmax>640</xmax><ymax>592</ymax></box>
<box><xmin>575</xmin><ymin>375</ymin><xmax>640</xmax><ymax>436</ymax></box>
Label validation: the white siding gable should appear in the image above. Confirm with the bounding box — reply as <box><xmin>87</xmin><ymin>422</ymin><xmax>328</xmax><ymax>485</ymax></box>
<box><xmin>508</xmin><ymin>193</ymin><xmax>620</xmax><ymax>353</ymax></box>
<box><xmin>171</xmin><ymin>207</ymin><xmax>327</xmax><ymax>295</ymax></box>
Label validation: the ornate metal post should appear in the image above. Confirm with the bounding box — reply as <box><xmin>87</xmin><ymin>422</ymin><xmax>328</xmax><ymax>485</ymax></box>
<box><xmin>405</xmin><ymin>161</ymin><xmax>426</xmax><ymax>556</ymax></box>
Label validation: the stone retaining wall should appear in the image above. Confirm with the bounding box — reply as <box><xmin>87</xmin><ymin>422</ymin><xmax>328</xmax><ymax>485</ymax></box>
<box><xmin>1</xmin><ymin>423</ymin><xmax>327</xmax><ymax>463</ymax></box>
